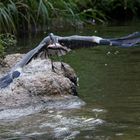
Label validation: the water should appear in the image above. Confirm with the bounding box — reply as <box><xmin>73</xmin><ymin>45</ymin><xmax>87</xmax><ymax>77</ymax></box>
<box><xmin>1</xmin><ymin>22</ymin><xmax>140</xmax><ymax>139</ymax></box>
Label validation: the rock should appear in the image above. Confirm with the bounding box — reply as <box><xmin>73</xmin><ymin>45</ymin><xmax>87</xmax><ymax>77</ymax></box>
<box><xmin>0</xmin><ymin>53</ymin><xmax>23</xmax><ymax>75</ymax></box>
<box><xmin>4</xmin><ymin>53</ymin><xmax>23</xmax><ymax>68</ymax></box>
<box><xmin>0</xmin><ymin>54</ymin><xmax>80</xmax><ymax>109</ymax></box>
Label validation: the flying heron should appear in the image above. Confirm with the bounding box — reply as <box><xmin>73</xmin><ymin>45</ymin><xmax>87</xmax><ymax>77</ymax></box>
<box><xmin>0</xmin><ymin>32</ymin><xmax>140</xmax><ymax>89</ymax></box>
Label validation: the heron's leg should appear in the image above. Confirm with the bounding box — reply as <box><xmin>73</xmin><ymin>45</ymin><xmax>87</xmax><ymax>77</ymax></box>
<box><xmin>49</xmin><ymin>33</ymin><xmax>66</xmax><ymax>70</ymax></box>
<box><xmin>51</xmin><ymin>59</ymin><xmax>56</xmax><ymax>72</ymax></box>
<box><xmin>50</xmin><ymin>58</ymin><xmax>59</xmax><ymax>73</ymax></box>
<box><xmin>49</xmin><ymin>33</ymin><xmax>58</xmax><ymax>72</ymax></box>
<box><xmin>60</xmin><ymin>61</ymin><xmax>66</xmax><ymax>71</ymax></box>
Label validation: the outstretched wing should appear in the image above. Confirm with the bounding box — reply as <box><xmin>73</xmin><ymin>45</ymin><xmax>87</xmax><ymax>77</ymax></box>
<box><xmin>100</xmin><ymin>31</ymin><xmax>140</xmax><ymax>47</ymax></box>
<box><xmin>58</xmin><ymin>35</ymin><xmax>103</xmax><ymax>49</ymax></box>
<box><xmin>0</xmin><ymin>36</ymin><xmax>70</xmax><ymax>89</ymax></box>
<box><xmin>9</xmin><ymin>32</ymin><xmax>140</xmax><ymax>69</ymax></box>
<box><xmin>108</xmin><ymin>32</ymin><xmax>140</xmax><ymax>47</ymax></box>
<box><xmin>14</xmin><ymin>37</ymin><xmax>50</xmax><ymax>68</ymax></box>
<box><xmin>58</xmin><ymin>32</ymin><xmax>140</xmax><ymax>48</ymax></box>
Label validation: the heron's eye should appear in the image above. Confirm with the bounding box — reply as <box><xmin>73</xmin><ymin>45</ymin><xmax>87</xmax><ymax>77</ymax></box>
<box><xmin>12</xmin><ymin>71</ymin><xmax>20</xmax><ymax>79</ymax></box>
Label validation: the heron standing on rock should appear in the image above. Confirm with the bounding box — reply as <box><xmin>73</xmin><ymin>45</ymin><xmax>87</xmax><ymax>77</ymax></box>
<box><xmin>0</xmin><ymin>32</ymin><xmax>140</xmax><ymax>89</ymax></box>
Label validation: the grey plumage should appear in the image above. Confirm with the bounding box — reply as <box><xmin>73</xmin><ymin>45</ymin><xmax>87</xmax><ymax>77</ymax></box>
<box><xmin>0</xmin><ymin>32</ymin><xmax>140</xmax><ymax>89</ymax></box>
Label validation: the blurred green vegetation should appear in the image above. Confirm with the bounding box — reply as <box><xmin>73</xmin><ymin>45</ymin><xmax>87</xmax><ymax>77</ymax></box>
<box><xmin>0</xmin><ymin>34</ymin><xmax>17</xmax><ymax>58</ymax></box>
<box><xmin>0</xmin><ymin>0</ymin><xmax>140</xmax><ymax>57</ymax></box>
<box><xmin>0</xmin><ymin>42</ymin><xmax>5</xmax><ymax>58</ymax></box>
<box><xmin>0</xmin><ymin>0</ymin><xmax>140</xmax><ymax>34</ymax></box>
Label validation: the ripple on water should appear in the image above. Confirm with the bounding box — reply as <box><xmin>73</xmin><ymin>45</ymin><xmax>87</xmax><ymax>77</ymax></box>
<box><xmin>0</xmin><ymin>105</ymin><xmax>44</xmax><ymax>120</ymax></box>
<box><xmin>39</xmin><ymin>115</ymin><xmax>104</xmax><ymax>139</ymax></box>
<box><xmin>0</xmin><ymin>109</ymin><xmax>105</xmax><ymax>140</ymax></box>
<box><xmin>0</xmin><ymin>96</ymin><xmax>85</xmax><ymax>120</ymax></box>
<box><xmin>92</xmin><ymin>108</ymin><xmax>107</xmax><ymax>113</ymax></box>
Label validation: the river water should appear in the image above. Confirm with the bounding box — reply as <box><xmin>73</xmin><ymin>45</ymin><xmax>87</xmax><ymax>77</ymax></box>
<box><xmin>1</xmin><ymin>22</ymin><xmax>140</xmax><ymax>139</ymax></box>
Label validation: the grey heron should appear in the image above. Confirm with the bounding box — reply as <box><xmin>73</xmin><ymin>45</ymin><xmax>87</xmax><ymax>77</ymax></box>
<box><xmin>0</xmin><ymin>32</ymin><xmax>140</xmax><ymax>89</ymax></box>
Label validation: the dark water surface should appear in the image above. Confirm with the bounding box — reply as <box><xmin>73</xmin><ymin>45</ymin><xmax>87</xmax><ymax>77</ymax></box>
<box><xmin>1</xmin><ymin>22</ymin><xmax>140</xmax><ymax>139</ymax></box>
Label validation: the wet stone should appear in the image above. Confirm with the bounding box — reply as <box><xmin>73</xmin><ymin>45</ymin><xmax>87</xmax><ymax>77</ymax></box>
<box><xmin>0</xmin><ymin>54</ymin><xmax>81</xmax><ymax>110</ymax></box>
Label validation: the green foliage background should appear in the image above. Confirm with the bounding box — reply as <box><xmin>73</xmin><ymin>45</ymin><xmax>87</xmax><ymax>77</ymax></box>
<box><xmin>0</xmin><ymin>34</ymin><xmax>16</xmax><ymax>58</ymax></box>
<box><xmin>0</xmin><ymin>0</ymin><xmax>140</xmax><ymax>34</ymax></box>
<box><xmin>0</xmin><ymin>0</ymin><xmax>140</xmax><ymax>57</ymax></box>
